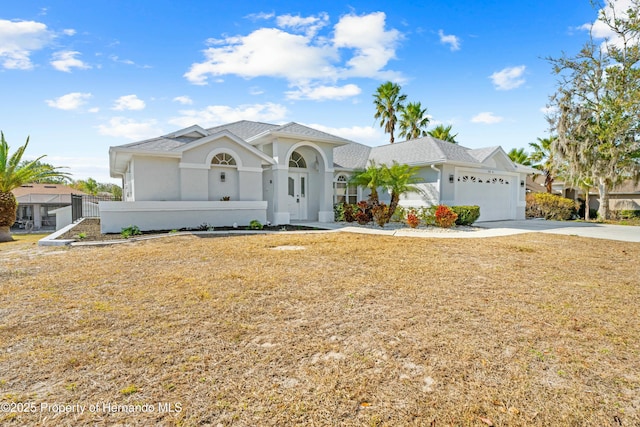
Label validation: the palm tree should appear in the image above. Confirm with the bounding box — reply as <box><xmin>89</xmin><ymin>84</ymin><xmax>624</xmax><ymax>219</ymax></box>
<box><xmin>373</xmin><ymin>81</ymin><xmax>407</xmax><ymax>144</ymax></box>
<box><xmin>529</xmin><ymin>136</ymin><xmax>558</xmax><ymax>193</ymax></box>
<box><xmin>349</xmin><ymin>160</ymin><xmax>387</xmax><ymax>203</ymax></box>
<box><xmin>0</xmin><ymin>132</ymin><xmax>70</xmax><ymax>242</ymax></box>
<box><xmin>382</xmin><ymin>161</ymin><xmax>423</xmax><ymax>222</ymax></box>
<box><xmin>507</xmin><ymin>148</ymin><xmax>532</xmax><ymax>166</ymax></box>
<box><xmin>399</xmin><ymin>102</ymin><xmax>430</xmax><ymax>141</ymax></box>
<box><xmin>427</xmin><ymin>124</ymin><xmax>458</xmax><ymax>143</ymax></box>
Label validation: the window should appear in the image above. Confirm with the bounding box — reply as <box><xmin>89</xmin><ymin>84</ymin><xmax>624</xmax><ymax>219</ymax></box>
<box><xmin>289</xmin><ymin>151</ymin><xmax>307</xmax><ymax>168</ymax></box>
<box><xmin>334</xmin><ymin>174</ymin><xmax>357</xmax><ymax>204</ymax></box>
<box><xmin>288</xmin><ymin>177</ymin><xmax>295</xmax><ymax>197</ymax></box>
<box><xmin>211</xmin><ymin>153</ymin><xmax>236</xmax><ymax>166</ymax></box>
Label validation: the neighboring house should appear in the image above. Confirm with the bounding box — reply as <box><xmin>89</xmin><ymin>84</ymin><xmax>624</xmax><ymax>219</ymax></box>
<box><xmin>554</xmin><ymin>180</ymin><xmax>640</xmax><ymax>213</ymax></box>
<box><xmin>11</xmin><ymin>183</ymin><xmax>87</xmax><ymax>230</ymax></box>
<box><xmin>104</xmin><ymin>120</ymin><xmax>536</xmax><ymax>232</ymax></box>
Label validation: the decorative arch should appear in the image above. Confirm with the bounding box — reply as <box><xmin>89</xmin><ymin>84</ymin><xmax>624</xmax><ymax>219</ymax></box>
<box><xmin>204</xmin><ymin>148</ymin><xmax>243</xmax><ymax>168</ymax></box>
<box><xmin>284</xmin><ymin>142</ymin><xmax>329</xmax><ymax>171</ymax></box>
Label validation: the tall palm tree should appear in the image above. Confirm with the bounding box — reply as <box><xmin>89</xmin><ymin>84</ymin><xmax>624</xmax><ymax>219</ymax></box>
<box><xmin>0</xmin><ymin>132</ymin><xmax>70</xmax><ymax>242</ymax></box>
<box><xmin>382</xmin><ymin>161</ymin><xmax>423</xmax><ymax>222</ymax></box>
<box><xmin>507</xmin><ymin>148</ymin><xmax>532</xmax><ymax>166</ymax></box>
<box><xmin>529</xmin><ymin>136</ymin><xmax>558</xmax><ymax>193</ymax></box>
<box><xmin>398</xmin><ymin>102</ymin><xmax>430</xmax><ymax>141</ymax></box>
<box><xmin>348</xmin><ymin>160</ymin><xmax>386</xmax><ymax>203</ymax></box>
<box><xmin>373</xmin><ymin>81</ymin><xmax>407</xmax><ymax>144</ymax></box>
<box><xmin>427</xmin><ymin>124</ymin><xmax>458</xmax><ymax>143</ymax></box>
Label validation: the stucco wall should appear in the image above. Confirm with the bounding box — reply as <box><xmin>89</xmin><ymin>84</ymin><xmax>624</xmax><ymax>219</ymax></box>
<box><xmin>99</xmin><ymin>201</ymin><xmax>268</xmax><ymax>233</ymax></box>
<box><xmin>131</xmin><ymin>156</ymin><xmax>180</xmax><ymax>201</ymax></box>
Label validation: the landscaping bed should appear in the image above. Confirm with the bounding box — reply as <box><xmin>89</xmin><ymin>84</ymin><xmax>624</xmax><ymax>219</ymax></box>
<box><xmin>56</xmin><ymin>218</ymin><xmax>323</xmax><ymax>242</ymax></box>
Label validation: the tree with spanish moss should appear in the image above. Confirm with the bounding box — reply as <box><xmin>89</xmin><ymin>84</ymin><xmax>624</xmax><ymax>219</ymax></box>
<box><xmin>547</xmin><ymin>0</ymin><xmax>640</xmax><ymax>219</ymax></box>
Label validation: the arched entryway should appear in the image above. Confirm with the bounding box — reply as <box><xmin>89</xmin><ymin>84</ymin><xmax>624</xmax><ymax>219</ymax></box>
<box><xmin>285</xmin><ymin>144</ymin><xmax>328</xmax><ymax>221</ymax></box>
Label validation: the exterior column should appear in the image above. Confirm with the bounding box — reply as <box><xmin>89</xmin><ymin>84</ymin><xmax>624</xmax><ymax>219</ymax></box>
<box><xmin>318</xmin><ymin>170</ymin><xmax>335</xmax><ymax>222</ymax></box>
<box><xmin>272</xmin><ymin>165</ymin><xmax>290</xmax><ymax>224</ymax></box>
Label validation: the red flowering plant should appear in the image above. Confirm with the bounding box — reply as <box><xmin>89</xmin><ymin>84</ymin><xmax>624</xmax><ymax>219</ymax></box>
<box><xmin>434</xmin><ymin>204</ymin><xmax>458</xmax><ymax>228</ymax></box>
<box><xmin>406</xmin><ymin>209</ymin><xmax>420</xmax><ymax>228</ymax></box>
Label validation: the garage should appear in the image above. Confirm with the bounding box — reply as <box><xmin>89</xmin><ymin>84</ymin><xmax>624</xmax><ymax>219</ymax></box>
<box><xmin>455</xmin><ymin>170</ymin><xmax>515</xmax><ymax>221</ymax></box>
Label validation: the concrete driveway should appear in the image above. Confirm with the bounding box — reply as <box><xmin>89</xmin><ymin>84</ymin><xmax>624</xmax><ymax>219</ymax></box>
<box><xmin>475</xmin><ymin>219</ymin><xmax>640</xmax><ymax>243</ymax></box>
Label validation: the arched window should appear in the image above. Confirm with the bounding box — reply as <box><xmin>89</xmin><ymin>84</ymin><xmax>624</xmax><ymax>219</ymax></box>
<box><xmin>334</xmin><ymin>174</ymin><xmax>357</xmax><ymax>204</ymax></box>
<box><xmin>211</xmin><ymin>153</ymin><xmax>237</xmax><ymax>166</ymax></box>
<box><xmin>289</xmin><ymin>151</ymin><xmax>307</xmax><ymax>168</ymax></box>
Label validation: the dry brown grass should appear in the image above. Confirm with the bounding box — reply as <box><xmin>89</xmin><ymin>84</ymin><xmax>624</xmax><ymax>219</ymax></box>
<box><xmin>0</xmin><ymin>232</ymin><xmax>639</xmax><ymax>426</ymax></box>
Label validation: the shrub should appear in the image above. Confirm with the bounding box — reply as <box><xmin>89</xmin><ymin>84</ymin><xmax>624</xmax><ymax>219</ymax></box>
<box><xmin>334</xmin><ymin>203</ymin><xmax>345</xmax><ymax>222</ymax></box>
<box><xmin>434</xmin><ymin>205</ymin><xmax>458</xmax><ymax>228</ymax></box>
<box><xmin>343</xmin><ymin>203</ymin><xmax>356</xmax><ymax>222</ymax></box>
<box><xmin>406</xmin><ymin>210</ymin><xmax>420</xmax><ymax>228</ymax></box>
<box><xmin>248</xmin><ymin>220</ymin><xmax>263</xmax><ymax>230</ymax></box>
<box><xmin>371</xmin><ymin>203</ymin><xmax>389</xmax><ymax>227</ymax></box>
<box><xmin>526</xmin><ymin>193</ymin><xmax>578</xmax><ymax>220</ymax></box>
<box><xmin>355</xmin><ymin>200</ymin><xmax>372</xmax><ymax>225</ymax></box>
<box><xmin>617</xmin><ymin>209</ymin><xmax>640</xmax><ymax>219</ymax></box>
<box><xmin>451</xmin><ymin>205</ymin><xmax>481</xmax><ymax>226</ymax></box>
<box><xmin>419</xmin><ymin>205</ymin><xmax>438</xmax><ymax>226</ymax></box>
<box><xmin>121</xmin><ymin>225</ymin><xmax>142</xmax><ymax>239</ymax></box>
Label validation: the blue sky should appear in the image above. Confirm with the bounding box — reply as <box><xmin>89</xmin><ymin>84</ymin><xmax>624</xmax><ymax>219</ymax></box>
<box><xmin>0</xmin><ymin>1</ymin><xmax>613</xmax><ymax>183</ymax></box>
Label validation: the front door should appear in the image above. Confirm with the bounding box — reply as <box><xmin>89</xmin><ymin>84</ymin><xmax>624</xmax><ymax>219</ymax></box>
<box><xmin>287</xmin><ymin>172</ymin><xmax>308</xmax><ymax>220</ymax></box>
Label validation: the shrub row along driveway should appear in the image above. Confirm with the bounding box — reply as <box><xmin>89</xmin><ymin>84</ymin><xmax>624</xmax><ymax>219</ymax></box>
<box><xmin>1</xmin><ymin>232</ymin><xmax>639</xmax><ymax>426</ymax></box>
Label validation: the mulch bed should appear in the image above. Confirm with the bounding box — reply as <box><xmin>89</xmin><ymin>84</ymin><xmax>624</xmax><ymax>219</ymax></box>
<box><xmin>57</xmin><ymin>218</ymin><xmax>322</xmax><ymax>242</ymax></box>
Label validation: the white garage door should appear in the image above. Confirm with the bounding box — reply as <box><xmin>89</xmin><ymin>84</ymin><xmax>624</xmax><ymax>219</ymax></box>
<box><xmin>455</xmin><ymin>172</ymin><xmax>514</xmax><ymax>221</ymax></box>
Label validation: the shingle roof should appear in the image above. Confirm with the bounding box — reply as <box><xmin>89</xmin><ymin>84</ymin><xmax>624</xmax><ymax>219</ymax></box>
<box><xmin>367</xmin><ymin>136</ymin><xmax>479</xmax><ymax>166</ymax></box>
<box><xmin>333</xmin><ymin>142</ymin><xmax>372</xmax><ymax>169</ymax></box>
<box><xmin>261</xmin><ymin>122</ymin><xmax>353</xmax><ymax>144</ymax></box>
<box><xmin>206</xmin><ymin>120</ymin><xmax>279</xmax><ymax>140</ymax></box>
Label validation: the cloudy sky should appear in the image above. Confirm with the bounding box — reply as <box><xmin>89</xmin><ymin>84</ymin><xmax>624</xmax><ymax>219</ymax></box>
<box><xmin>0</xmin><ymin>1</ymin><xmax>620</xmax><ymax>183</ymax></box>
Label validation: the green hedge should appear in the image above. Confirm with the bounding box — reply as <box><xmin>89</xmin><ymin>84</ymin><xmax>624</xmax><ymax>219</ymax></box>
<box><xmin>451</xmin><ymin>205</ymin><xmax>481</xmax><ymax>226</ymax></box>
<box><xmin>526</xmin><ymin>193</ymin><xmax>578</xmax><ymax>220</ymax></box>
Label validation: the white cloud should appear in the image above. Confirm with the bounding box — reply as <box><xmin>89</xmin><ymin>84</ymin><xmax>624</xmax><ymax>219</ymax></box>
<box><xmin>97</xmin><ymin>117</ymin><xmax>162</xmax><ymax>140</ymax></box>
<box><xmin>169</xmin><ymin>102</ymin><xmax>288</xmax><ymax>128</ymax></box>
<box><xmin>173</xmin><ymin>96</ymin><xmax>193</xmax><ymax>105</ymax></box>
<box><xmin>112</xmin><ymin>94</ymin><xmax>145</xmax><ymax>111</ymax></box>
<box><xmin>276</xmin><ymin>12</ymin><xmax>329</xmax><ymax>37</ymax></box>
<box><xmin>62</xmin><ymin>29</ymin><xmax>76</xmax><ymax>36</ymax></box>
<box><xmin>51</xmin><ymin>50</ymin><xmax>90</xmax><ymax>72</ymax></box>
<box><xmin>184</xmin><ymin>28</ymin><xmax>337</xmax><ymax>85</ymax></box>
<box><xmin>540</xmin><ymin>105</ymin><xmax>557</xmax><ymax>116</ymax></box>
<box><xmin>333</xmin><ymin>12</ymin><xmax>402</xmax><ymax>79</ymax></box>
<box><xmin>438</xmin><ymin>29</ymin><xmax>460</xmax><ymax>51</ymax></box>
<box><xmin>285</xmin><ymin>83</ymin><xmax>361</xmax><ymax>100</ymax></box>
<box><xmin>490</xmin><ymin>65</ymin><xmax>526</xmax><ymax>90</ymax></box>
<box><xmin>471</xmin><ymin>112</ymin><xmax>504</xmax><ymax>124</ymax></box>
<box><xmin>305</xmin><ymin>123</ymin><xmax>381</xmax><ymax>145</ymax></box>
<box><xmin>184</xmin><ymin>12</ymin><xmax>402</xmax><ymax>86</ymax></box>
<box><xmin>45</xmin><ymin>92</ymin><xmax>92</xmax><ymax>110</ymax></box>
<box><xmin>583</xmin><ymin>0</ymin><xmax>639</xmax><ymax>49</ymax></box>
<box><xmin>0</xmin><ymin>19</ymin><xmax>54</xmax><ymax>69</ymax></box>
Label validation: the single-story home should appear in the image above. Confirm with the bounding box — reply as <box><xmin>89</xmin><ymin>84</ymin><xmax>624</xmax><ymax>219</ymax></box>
<box><xmin>554</xmin><ymin>180</ymin><xmax>640</xmax><ymax>214</ymax></box>
<box><xmin>12</xmin><ymin>183</ymin><xmax>87</xmax><ymax>230</ymax></box>
<box><xmin>103</xmin><ymin>120</ymin><xmax>536</xmax><ymax>233</ymax></box>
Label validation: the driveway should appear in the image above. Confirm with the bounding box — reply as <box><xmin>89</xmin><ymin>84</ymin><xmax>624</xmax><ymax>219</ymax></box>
<box><xmin>475</xmin><ymin>219</ymin><xmax>640</xmax><ymax>243</ymax></box>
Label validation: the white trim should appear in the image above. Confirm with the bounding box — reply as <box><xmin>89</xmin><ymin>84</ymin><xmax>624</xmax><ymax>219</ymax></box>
<box><xmin>179</xmin><ymin>162</ymin><xmax>210</xmax><ymax>169</ymax></box>
<box><xmin>237</xmin><ymin>166</ymin><xmax>264</xmax><ymax>173</ymax></box>
<box><xmin>166</xmin><ymin>125</ymin><xmax>210</xmax><ymax>138</ymax></box>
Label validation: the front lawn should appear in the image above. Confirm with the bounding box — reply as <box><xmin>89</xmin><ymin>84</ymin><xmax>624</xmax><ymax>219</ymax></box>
<box><xmin>0</xmin><ymin>233</ymin><xmax>638</xmax><ymax>426</ymax></box>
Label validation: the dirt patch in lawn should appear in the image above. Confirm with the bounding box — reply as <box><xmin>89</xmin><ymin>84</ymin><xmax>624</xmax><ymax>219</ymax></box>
<box><xmin>1</xmin><ymin>233</ymin><xmax>639</xmax><ymax>426</ymax></box>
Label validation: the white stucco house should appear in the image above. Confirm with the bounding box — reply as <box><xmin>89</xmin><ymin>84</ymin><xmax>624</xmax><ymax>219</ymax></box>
<box><xmin>102</xmin><ymin>120</ymin><xmax>535</xmax><ymax>233</ymax></box>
